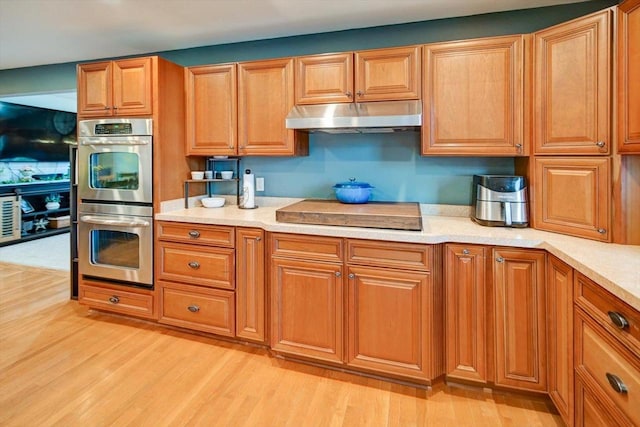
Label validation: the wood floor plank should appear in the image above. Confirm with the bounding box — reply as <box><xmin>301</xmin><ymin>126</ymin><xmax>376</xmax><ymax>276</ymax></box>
<box><xmin>0</xmin><ymin>262</ymin><xmax>564</xmax><ymax>426</ymax></box>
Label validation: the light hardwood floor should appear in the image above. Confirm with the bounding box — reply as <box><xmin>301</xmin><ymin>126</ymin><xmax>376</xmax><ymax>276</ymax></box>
<box><xmin>0</xmin><ymin>262</ymin><xmax>563</xmax><ymax>426</ymax></box>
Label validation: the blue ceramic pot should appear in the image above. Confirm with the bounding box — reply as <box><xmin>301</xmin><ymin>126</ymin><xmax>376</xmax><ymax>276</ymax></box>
<box><xmin>333</xmin><ymin>178</ymin><xmax>374</xmax><ymax>204</ymax></box>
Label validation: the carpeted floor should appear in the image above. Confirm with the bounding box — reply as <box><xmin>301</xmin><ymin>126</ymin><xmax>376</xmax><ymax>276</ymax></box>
<box><xmin>0</xmin><ymin>232</ymin><xmax>70</xmax><ymax>271</ymax></box>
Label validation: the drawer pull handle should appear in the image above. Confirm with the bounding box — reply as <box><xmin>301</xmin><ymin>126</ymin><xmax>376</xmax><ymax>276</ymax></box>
<box><xmin>188</xmin><ymin>261</ymin><xmax>200</xmax><ymax>269</ymax></box>
<box><xmin>496</xmin><ymin>257</ymin><xmax>504</xmax><ymax>263</ymax></box>
<box><xmin>187</xmin><ymin>305</ymin><xmax>200</xmax><ymax>313</ymax></box>
<box><xmin>606</xmin><ymin>373</ymin><xmax>628</xmax><ymax>394</ymax></box>
<box><xmin>607</xmin><ymin>311</ymin><xmax>629</xmax><ymax>330</ymax></box>
<box><xmin>108</xmin><ymin>296</ymin><xmax>120</xmax><ymax>304</ymax></box>
<box><xmin>188</xmin><ymin>230</ymin><xmax>200</xmax><ymax>238</ymax></box>
<box><xmin>462</xmin><ymin>249</ymin><xmax>470</xmax><ymax>255</ymax></box>
<box><xmin>597</xmin><ymin>228</ymin><xmax>607</xmax><ymax>234</ymax></box>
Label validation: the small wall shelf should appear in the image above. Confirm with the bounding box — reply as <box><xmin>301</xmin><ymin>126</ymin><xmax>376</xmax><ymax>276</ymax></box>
<box><xmin>184</xmin><ymin>157</ymin><xmax>241</xmax><ymax>208</ymax></box>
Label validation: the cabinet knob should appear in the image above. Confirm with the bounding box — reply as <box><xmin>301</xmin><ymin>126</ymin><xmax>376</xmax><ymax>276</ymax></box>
<box><xmin>356</xmin><ymin>91</ymin><xmax>364</xmax><ymax>97</ymax></box>
<box><xmin>188</xmin><ymin>261</ymin><xmax>200</xmax><ymax>269</ymax></box>
<box><xmin>104</xmin><ymin>107</ymin><xmax>110</xmax><ymax>110</ymax></box>
<box><xmin>607</xmin><ymin>311</ymin><xmax>629</xmax><ymax>330</ymax></box>
<box><xmin>108</xmin><ymin>296</ymin><xmax>120</xmax><ymax>304</ymax></box>
<box><xmin>335</xmin><ymin>271</ymin><xmax>341</xmax><ymax>278</ymax></box>
<box><xmin>606</xmin><ymin>373</ymin><xmax>628</xmax><ymax>394</ymax></box>
<box><xmin>229</xmin><ymin>144</ymin><xmax>234</xmax><ymax>149</ymax></box>
<box><xmin>255</xmin><ymin>236</ymin><xmax>262</xmax><ymax>242</ymax></box>
<box><xmin>187</xmin><ymin>305</ymin><xmax>200</xmax><ymax>313</ymax></box>
<box><xmin>597</xmin><ymin>228</ymin><xmax>607</xmax><ymax>234</ymax></box>
<box><xmin>596</xmin><ymin>141</ymin><xmax>606</xmax><ymax>148</ymax></box>
<box><xmin>188</xmin><ymin>230</ymin><xmax>200</xmax><ymax>238</ymax></box>
<box><xmin>462</xmin><ymin>249</ymin><xmax>470</xmax><ymax>255</ymax></box>
<box><xmin>348</xmin><ymin>273</ymin><xmax>355</xmax><ymax>279</ymax></box>
<box><xmin>496</xmin><ymin>257</ymin><xmax>504</xmax><ymax>263</ymax></box>
<box><xmin>345</xmin><ymin>91</ymin><xmax>352</xmax><ymax>98</ymax></box>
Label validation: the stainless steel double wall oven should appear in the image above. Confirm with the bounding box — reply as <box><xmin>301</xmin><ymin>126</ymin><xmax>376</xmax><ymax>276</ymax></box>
<box><xmin>77</xmin><ymin>118</ymin><xmax>154</xmax><ymax>287</ymax></box>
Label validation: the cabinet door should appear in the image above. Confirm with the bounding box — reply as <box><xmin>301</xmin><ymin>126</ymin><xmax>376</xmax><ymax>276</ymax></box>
<box><xmin>546</xmin><ymin>255</ymin><xmax>574</xmax><ymax>426</ymax></box>
<box><xmin>295</xmin><ymin>53</ymin><xmax>353</xmax><ymax>104</ymax></box>
<box><xmin>270</xmin><ymin>258</ymin><xmax>343</xmax><ymax>363</ymax></box>
<box><xmin>236</xmin><ymin>227</ymin><xmax>265</xmax><ymax>343</ymax></box>
<box><xmin>355</xmin><ymin>46</ymin><xmax>421</xmax><ymax>101</ymax></box>
<box><xmin>493</xmin><ymin>248</ymin><xmax>547</xmax><ymax>392</ymax></box>
<box><xmin>185</xmin><ymin>64</ymin><xmax>237</xmax><ymax>156</ymax></box>
<box><xmin>111</xmin><ymin>57</ymin><xmax>153</xmax><ymax>116</ymax></box>
<box><xmin>534</xmin><ymin>157</ymin><xmax>611</xmax><ymax>242</ymax></box>
<box><xmin>618</xmin><ymin>0</ymin><xmax>640</xmax><ymax>153</ymax></box>
<box><xmin>77</xmin><ymin>61</ymin><xmax>112</xmax><ymax>117</ymax></box>
<box><xmin>445</xmin><ymin>244</ymin><xmax>487</xmax><ymax>383</ymax></box>
<box><xmin>534</xmin><ymin>10</ymin><xmax>612</xmax><ymax>155</ymax></box>
<box><xmin>238</xmin><ymin>58</ymin><xmax>308</xmax><ymax>156</ymax></box>
<box><xmin>346</xmin><ymin>265</ymin><xmax>430</xmax><ymax>381</ymax></box>
<box><xmin>422</xmin><ymin>35</ymin><xmax>525</xmax><ymax>156</ymax></box>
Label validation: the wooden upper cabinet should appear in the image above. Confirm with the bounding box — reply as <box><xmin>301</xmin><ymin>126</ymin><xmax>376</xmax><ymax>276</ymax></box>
<box><xmin>295</xmin><ymin>46</ymin><xmax>421</xmax><ymax>104</ymax></box>
<box><xmin>421</xmin><ymin>35</ymin><xmax>526</xmax><ymax>156</ymax></box>
<box><xmin>238</xmin><ymin>58</ymin><xmax>308</xmax><ymax>156</ymax></box>
<box><xmin>618</xmin><ymin>0</ymin><xmax>640</xmax><ymax>153</ymax></box>
<box><xmin>444</xmin><ymin>244</ymin><xmax>487</xmax><ymax>384</ymax></box>
<box><xmin>185</xmin><ymin>64</ymin><xmax>237</xmax><ymax>156</ymax></box>
<box><xmin>78</xmin><ymin>57</ymin><xmax>153</xmax><ymax>117</ymax></box>
<box><xmin>355</xmin><ymin>46</ymin><xmax>421</xmax><ymax>102</ymax></box>
<box><xmin>533</xmin><ymin>10</ymin><xmax>612</xmax><ymax>155</ymax></box>
<box><xmin>534</xmin><ymin>157</ymin><xmax>611</xmax><ymax>242</ymax></box>
<box><xmin>295</xmin><ymin>53</ymin><xmax>353</xmax><ymax>104</ymax></box>
<box><xmin>492</xmin><ymin>248</ymin><xmax>547</xmax><ymax>392</ymax></box>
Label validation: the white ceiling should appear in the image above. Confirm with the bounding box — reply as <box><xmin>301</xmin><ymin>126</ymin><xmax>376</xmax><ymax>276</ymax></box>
<box><xmin>0</xmin><ymin>0</ymin><xmax>588</xmax><ymax>112</ymax></box>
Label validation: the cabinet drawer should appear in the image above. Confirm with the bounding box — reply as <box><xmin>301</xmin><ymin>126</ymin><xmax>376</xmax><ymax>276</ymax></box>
<box><xmin>270</xmin><ymin>233</ymin><xmax>343</xmax><ymax>262</ymax></box>
<box><xmin>347</xmin><ymin>239</ymin><xmax>431</xmax><ymax>271</ymax></box>
<box><xmin>157</xmin><ymin>221</ymin><xmax>234</xmax><ymax>247</ymax></box>
<box><xmin>575</xmin><ymin>272</ymin><xmax>640</xmax><ymax>354</ymax></box>
<box><xmin>576</xmin><ymin>311</ymin><xmax>640</xmax><ymax>426</ymax></box>
<box><xmin>159</xmin><ymin>281</ymin><xmax>235</xmax><ymax>336</ymax></box>
<box><xmin>79</xmin><ymin>279</ymin><xmax>155</xmax><ymax>319</ymax></box>
<box><xmin>158</xmin><ymin>242</ymin><xmax>235</xmax><ymax>289</ymax></box>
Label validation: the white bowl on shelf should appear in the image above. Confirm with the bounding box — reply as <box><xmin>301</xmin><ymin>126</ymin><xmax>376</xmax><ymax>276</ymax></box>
<box><xmin>220</xmin><ymin>171</ymin><xmax>233</xmax><ymax>179</ymax></box>
<box><xmin>191</xmin><ymin>171</ymin><xmax>204</xmax><ymax>180</ymax></box>
<box><xmin>201</xmin><ymin>197</ymin><xmax>225</xmax><ymax>208</ymax></box>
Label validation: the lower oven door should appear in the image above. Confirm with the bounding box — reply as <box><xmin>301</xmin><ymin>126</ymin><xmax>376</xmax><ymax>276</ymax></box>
<box><xmin>78</xmin><ymin>204</ymin><xmax>153</xmax><ymax>286</ymax></box>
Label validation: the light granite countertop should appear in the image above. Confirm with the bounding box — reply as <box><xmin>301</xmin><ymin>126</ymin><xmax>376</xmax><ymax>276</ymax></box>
<box><xmin>157</xmin><ymin>197</ymin><xmax>640</xmax><ymax>311</ymax></box>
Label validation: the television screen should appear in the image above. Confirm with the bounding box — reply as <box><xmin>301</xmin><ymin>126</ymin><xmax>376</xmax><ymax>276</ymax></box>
<box><xmin>0</xmin><ymin>101</ymin><xmax>77</xmax><ymax>162</ymax></box>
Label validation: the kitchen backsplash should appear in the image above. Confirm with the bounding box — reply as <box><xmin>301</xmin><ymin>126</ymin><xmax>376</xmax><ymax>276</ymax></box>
<box><xmin>239</xmin><ymin>132</ymin><xmax>514</xmax><ymax>205</ymax></box>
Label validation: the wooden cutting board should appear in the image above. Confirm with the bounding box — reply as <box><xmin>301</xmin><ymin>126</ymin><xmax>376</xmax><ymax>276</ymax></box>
<box><xmin>276</xmin><ymin>199</ymin><xmax>422</xmax><ymax>231</ymax></box>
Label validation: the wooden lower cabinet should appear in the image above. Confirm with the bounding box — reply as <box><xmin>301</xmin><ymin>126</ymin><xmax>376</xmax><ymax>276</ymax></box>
<box><xmin>492</xmin><ymin>248</ymin><xmax>547</xmax><ymax>392</ymax></box>
<box><xmin>159</xmin><ymin>281</ymin><xmax>235</xmax><ymax>337</ymax></box>
<box><xmin>575</xmin><ymin>376</ymin><xmax>624</xmax><ymax>427</ymax></box>
<box><xmin>346</xmin><ymin>265</ymin><xmax>431</xmax><ymax>381</ymax></box>
<box><xmin>79</xmin><ymin>277</ymin><xmax>155</xmax><ymax>319</ymax></box>
<box><xmin>270</xmin><ymin>257</ymin><xmax>344</xmax><ymax>363</ymax></box>
<box><xmin>546</xmin><ymin>255</ymin><xmax>574</xmax><ymax>426</ymax></box>
<box><xmin>444</xmin><ymin>244</ymin><xmax>488</xmax><ymax>384</ymax></box>
<box><xmin>575</xmin><ymin>309</ymin><xmax>638</xmax><ymax>427</ymax></box>
<box><xmin>235</xmin><ymin>227</ymin><xmax>266</xmax><ymax>343</ymax></box>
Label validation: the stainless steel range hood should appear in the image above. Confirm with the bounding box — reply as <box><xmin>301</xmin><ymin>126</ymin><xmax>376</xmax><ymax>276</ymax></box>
<box><xmin>285</xmin><ymin>100</ymin><xmax>422</xmax><ymax>133</ymax></box>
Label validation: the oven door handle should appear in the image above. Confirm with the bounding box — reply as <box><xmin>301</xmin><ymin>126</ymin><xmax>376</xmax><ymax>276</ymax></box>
<box><xmin>80</xmin><ymin>215</ymin><xmax>151</xmax><ymax>228</ymax></box>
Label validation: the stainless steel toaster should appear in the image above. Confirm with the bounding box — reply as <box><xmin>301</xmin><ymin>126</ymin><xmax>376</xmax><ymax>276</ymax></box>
<box><xmin>471</xmin><ymin>175</ymin><xmax>528</xmax><ymax>227</ymax></box>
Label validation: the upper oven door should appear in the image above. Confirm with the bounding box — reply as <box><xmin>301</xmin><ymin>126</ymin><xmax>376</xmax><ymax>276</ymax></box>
<box><xmin>78</xmin><ymin>135</ymin><xmax>153</xmax><ymax>204</ymax></box>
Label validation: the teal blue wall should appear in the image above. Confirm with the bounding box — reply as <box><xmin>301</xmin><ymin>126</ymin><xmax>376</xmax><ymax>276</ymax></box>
<box><xmin>0</xmin><ymin>0</ymin><xmax>617</xmax><ymax>205</ymax></box>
